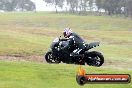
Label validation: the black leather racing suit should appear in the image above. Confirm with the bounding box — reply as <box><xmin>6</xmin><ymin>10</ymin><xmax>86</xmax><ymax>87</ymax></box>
<box><xmin>61</xmin><ymin>32</ymin><xmax>86</xmax><ymax>56</ymax></box>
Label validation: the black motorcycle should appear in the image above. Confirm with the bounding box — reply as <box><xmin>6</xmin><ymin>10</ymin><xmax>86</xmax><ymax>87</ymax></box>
<box><xmin>45</xmin><ymin>37</ymin><xmax>104</xmax><ymax>67</ymax></box>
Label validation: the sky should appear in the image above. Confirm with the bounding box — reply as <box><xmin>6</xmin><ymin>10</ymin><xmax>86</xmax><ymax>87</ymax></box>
<box><xmin>30</xmin><ymin>0</ymin><xmax>99</xmax><ymax>12</ymax></box>
<box><xmin>31</xmin><ymin>0</ymin><xmax>68</xmax><ymax>11</ymax></box>
<box><xmin>31</xmin><ymin>0</ymin><xmax>55</xmax><ymax>11</ymax></box>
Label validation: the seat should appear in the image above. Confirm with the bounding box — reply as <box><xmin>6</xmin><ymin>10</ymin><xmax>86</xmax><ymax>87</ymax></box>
<box><xmin>85</xmin><ymin>42</ymin><xmax>100</xmax><ymax>50</ymax></box>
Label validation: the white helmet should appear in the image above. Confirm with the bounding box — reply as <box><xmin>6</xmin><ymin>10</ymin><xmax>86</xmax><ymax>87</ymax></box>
<box><xmin>63</xmin><ymin>28</ymin><xmax>72</xmax><ymax>38</ymax></box>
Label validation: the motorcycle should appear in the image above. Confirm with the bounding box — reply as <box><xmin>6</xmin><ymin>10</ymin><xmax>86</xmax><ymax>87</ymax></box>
<box><xmin>45</xmin><ymin>37</ymin><xmax>104</xmax><ymax>67</ymax></box>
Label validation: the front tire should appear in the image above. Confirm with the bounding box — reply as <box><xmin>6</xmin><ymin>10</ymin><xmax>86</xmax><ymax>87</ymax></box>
<box><xmin>85</xmin><ymin>51</ymin><xmax>104</xmax><ymax>67</ymax></box>
<box><xmin>45</xmin><ymin>51</ymin><xmax>60</xmax><ymax>63</ymax></box>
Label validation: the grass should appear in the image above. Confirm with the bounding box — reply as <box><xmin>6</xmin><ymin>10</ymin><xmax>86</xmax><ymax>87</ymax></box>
<box><xmin>0</xmin><ymin>12</ymin><xmax>132</xmax><ymax>88</ymax></box>
<box><xmin>0</xmin><ymin>12</ymin><xmax>131</xmax><ymax>30</ymax></box>
<box><xmin>0</xmin><ymin>61</ymin><xmax>131</xmax><ymax>88</ymax></box>
<box><xmin>0</xmin><ymin>12</ymin><xmax>132</xmax><ymax>56</ymax></box>
<box><xmin>0</xmin><ymin>12</ymin><xmax>132</xmax><ymax>63</ymax></box>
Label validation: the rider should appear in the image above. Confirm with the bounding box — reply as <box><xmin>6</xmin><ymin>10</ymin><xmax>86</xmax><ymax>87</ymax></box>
<box><xmin>61</xmin><ymin>28</ymin><xmax>86</xmax><ymax>56</ymax></box>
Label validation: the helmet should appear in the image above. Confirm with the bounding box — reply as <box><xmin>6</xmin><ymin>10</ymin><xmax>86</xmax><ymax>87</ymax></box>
<box><xmin>63</xmin><ymin>28</ymin><xmax>72</xmax><ymax>38</ymax></box>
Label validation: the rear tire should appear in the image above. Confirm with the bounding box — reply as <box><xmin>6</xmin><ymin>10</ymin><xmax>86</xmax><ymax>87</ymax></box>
<box><xmin>85</xmin><ymin>51</ymin><xmax>104</xmax><ymax>67</ymax></box>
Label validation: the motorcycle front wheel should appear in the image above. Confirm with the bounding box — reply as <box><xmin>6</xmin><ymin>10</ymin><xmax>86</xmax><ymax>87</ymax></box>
<box><xmin>45</xmin><ymin>51</ymin><xmax>61</xmax><ymax>64</ymax></box>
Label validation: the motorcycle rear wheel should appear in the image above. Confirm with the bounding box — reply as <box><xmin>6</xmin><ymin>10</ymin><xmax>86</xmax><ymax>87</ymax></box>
<box><xmin>85</xmin><ymin>51</ymin><xmax>104</xmax><ymax>67</ymax></box>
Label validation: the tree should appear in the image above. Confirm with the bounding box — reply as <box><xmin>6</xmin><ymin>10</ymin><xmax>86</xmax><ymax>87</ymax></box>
<box><xmin>0</xmin><ymin>0</ymin><xmax>36</xmax><ymax>11</ymax></box>
<box><xmin>66</xmin><ymin>0</ymin><xmax>79</xmax><ymax>13</ymax></box>
<box><xmin>88</xmin><ymin>0</ymin><xmax>94</xmax><ymax>11</ymax></box>
<box><xmin>44</xmin><ymin>0</ymin><xmax>64</xmax><ymax>13</ymax></box>
<box><xmin>95</xmin><ymin>0</ymin><xmax>105</xmax><ymax>11</ymax></box>
<box><xmin>81</xmin><ymin>0</ymin><xmax>89</xmax><ymax>12</ymax></box>
<box><xmin>43</xmin><ymin>0</ymin><xmax>132</xmax><ymax>17</ymax></box>
<box><xmin>125</xmin><ymin>0</ymin><xmax>132</xmax><ymax>17</ymax></box>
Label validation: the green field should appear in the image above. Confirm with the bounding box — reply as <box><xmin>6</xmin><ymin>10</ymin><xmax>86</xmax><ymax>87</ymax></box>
<box><xmin>0</xmin><ymin>12</ymin><xmax>132</xmax><ymax>88</ymax></box>
<box><xmin>0</xmin><ymin>61</ymin><xmax>131</xmax><ymax>88</ymax></box>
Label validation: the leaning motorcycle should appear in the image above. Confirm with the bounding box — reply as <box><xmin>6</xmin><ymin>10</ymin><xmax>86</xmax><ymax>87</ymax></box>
<box><xmin>45</xmin><ymin>37</ymin><xmax>104</xmax><ymax>67</ymax></box>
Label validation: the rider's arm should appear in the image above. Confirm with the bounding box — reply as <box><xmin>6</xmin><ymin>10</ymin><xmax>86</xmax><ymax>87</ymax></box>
<box><xmin>59</xmin><ymin>38</ymin><xmax>69</xmax><ymax>41</ymax></box>
<box><xmin>68</xmin><ymin>36</ymin><xmax>74</xmax><ymax>45</ymax></box>
<box><xmin>60</xmin><ymin>36</ymin><xmax>74</xmax><ymax>50</ymax></box>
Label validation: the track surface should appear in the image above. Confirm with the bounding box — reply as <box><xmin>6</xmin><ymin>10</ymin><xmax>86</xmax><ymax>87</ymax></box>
<box><xmin>0</xmin><ymin>55</ymin><xmax>131</xmax><ymax>69</ymax></box>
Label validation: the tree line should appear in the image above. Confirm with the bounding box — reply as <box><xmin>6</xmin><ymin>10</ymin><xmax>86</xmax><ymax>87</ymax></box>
<box><xmin>0</xmin><ymin>0</ymin><xmax>36</xmax><ymax>11</ymax></box>
<box><xmin>44</xmin><ymin>0</ymin><xmax>132</xmax><ymax>17</ymax></box>
<box><xmin>0</xmin><ymin>0</ymin><xmax>132</xmax><ymax>17</ymax></box>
